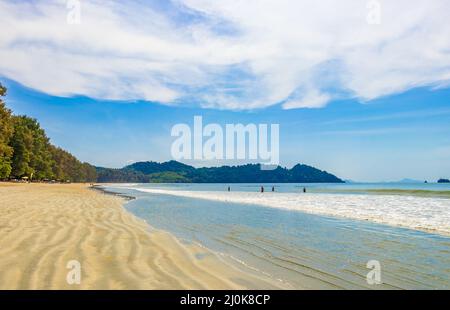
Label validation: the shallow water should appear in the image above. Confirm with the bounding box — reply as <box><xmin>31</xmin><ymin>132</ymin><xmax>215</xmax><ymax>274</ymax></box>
<box><xmin>105</xmin><ymin>183</ymin><xmax>450</xmax><ymax>289</ymax></box>
<box><xmin>114</xmin><ymin>182</ymin><xmax>450</xmax><ymax>194</ymax></box>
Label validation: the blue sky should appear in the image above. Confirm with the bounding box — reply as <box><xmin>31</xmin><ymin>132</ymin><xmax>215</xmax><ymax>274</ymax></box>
<box><xmin>3</xmin><ymin>78</ymin><xmax>450</xmax><ymax>182</ymax></box>
<box><xmin>1</xmin><ymin>0</ymin><xmax>450</xmax><ymax>181</ymax></box>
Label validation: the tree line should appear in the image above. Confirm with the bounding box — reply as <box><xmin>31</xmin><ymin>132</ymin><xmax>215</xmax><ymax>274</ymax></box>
<box><xmin>0</xmin><ymin>83</ymin><xmax>96</xmax><ymax>182</ymax></box>
<box><xmin>97</xmin><ymin>160</ymin><xmax>344</xmax><ymax>183</ymax></box>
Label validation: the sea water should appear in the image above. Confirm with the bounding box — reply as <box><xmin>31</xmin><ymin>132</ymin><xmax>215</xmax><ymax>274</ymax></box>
<box><xmin>103</xmin><ymin>183</ymin><xmax>450</xmax><ymax>289</ymax></box>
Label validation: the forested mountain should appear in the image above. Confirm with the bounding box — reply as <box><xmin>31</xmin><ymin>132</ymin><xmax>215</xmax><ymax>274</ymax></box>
<box><xmin>0</xmin><ymin>83</ymin><xmax>96</xmax><ymax>182</ymax></box>
<box><xmin>97</xmin><ymin>160</ymin><xmax>344</xmax><ymax>183</ymax></box>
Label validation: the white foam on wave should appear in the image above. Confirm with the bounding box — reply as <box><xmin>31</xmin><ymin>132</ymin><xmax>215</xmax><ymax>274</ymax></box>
<box><xmin>131</xmin><ymin>188</ymin><xmax>450</xmax><ymax>236</ymax></box>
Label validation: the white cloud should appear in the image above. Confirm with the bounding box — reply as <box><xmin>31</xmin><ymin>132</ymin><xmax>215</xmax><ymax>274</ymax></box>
<box><xmin>1</xmin><ymin>0</ymin><xmax>449</xmax><ymax>109</ymax></box>
<box><xmin>283</xmin><ymin>90</ymin><xmax>331</xmax><ymax>109</ymax></box>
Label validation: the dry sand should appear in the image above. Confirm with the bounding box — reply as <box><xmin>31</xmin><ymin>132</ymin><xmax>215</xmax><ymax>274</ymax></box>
<box><xmin>0</xmin><ymin>183</ymin><xmax>285</xmax><ymax>289</ymax></box>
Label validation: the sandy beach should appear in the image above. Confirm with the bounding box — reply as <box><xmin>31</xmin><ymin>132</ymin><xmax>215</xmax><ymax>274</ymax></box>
<box><xmin>0</xmin><ymin>183</ymin><xmax>284</xmax><ymax>290</ymax></box>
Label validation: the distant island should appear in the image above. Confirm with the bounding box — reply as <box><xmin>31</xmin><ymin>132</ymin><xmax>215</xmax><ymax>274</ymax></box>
<box><xmin>397</xmin><ymin>178</ymin><xmax>425</xmax><ymax>184</ymax></box>
<box><xmin>438</xmin><ymin>179</ymin><xmax>450</xmax><ymax>183</ymax></box>
<box><xmin>96</xmin><ymin>160</ymin><xmax>344</xmax><ymax>183</ymax></box>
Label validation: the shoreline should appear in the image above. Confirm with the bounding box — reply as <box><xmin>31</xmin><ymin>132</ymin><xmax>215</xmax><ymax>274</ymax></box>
<box><xmin>93</xmin><ymin>184</ymin><xmax>296</xmax><ymax>289</ymax></box>
<box><xmin>0</xmin><ymin>182</ymin><xmax>287</xmax><ymax>289</ymax></box>
<box><xmin>104</xmin><ymin>183</ymin><xmax>450</xmax><ymax>289</ymax></box>
<box><xmin>90</xmin><ymin>184</ymin><xmax>136</xmax><ymax>201</ymax></box>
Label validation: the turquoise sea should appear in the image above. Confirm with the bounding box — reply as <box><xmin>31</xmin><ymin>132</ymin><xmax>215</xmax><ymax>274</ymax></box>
<box><xmin>104</xmin><ymin>183</ymin><xmax>450</xmax><ymax>289</ymax></box>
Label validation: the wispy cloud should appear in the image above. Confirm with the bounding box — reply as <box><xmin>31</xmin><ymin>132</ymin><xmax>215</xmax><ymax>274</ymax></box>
<box><xmin>318</xmin><ymin>127</ymin><xmax>416</xmax><ymax>136</ymax></box>
<box><xmin>321</xmin><ymin>107</ymin><xmax>450</xmax><ymax>125</ymax></box>
<box><xmin>1</xmin><ymin>0</ymin><xmax>450</xmax><ymax>110</ymax></box>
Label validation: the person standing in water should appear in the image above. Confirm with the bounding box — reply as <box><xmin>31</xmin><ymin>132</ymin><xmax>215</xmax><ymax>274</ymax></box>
<box><xmin>261</xmin><ymin>186</ymin><xmax>264</xmax><ymax>193</ymax></box>
<box><xmin>272</xmin><ymin>186</ymin><xmax>275</xmax><ymax>192</ymax></box>
<box><xmin>303</xmin><ymin>187</ymin><xmax>306</xmax><ymax>193</ymax></box>
<box><xmin>228</xmin><ymin>186</ymin><xmax>230</xmax><ymax>192</ymax></box>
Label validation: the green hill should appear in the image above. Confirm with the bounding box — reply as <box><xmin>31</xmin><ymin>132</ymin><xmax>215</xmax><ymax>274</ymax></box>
<box><xmin>97</xmin><ymin>161</ymin><xmax>344</xmax><ymax>183</ymax></box>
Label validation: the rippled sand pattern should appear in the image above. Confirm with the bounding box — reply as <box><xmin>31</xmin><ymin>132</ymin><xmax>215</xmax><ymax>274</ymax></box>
<box><xmin>0</xmin><ymin>183</ymin><xmax>284</xmax><ymax>289</ymax></box>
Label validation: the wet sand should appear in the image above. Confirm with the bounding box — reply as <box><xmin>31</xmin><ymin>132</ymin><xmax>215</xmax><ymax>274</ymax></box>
<box><xmin>0</xmin><ymin>183</ymin><xmax>285</xmax><ymax>289</ymax></box>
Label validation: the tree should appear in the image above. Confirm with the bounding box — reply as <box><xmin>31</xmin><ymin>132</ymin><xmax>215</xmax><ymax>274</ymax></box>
<box><xmin>10</xmin><ymin>116</ymin><xmax>38</xmax><ymax>179</ymax></box>
<box><xmin>49</xmin><ymin>145</ymin><xmax>97</xmax><ymax>182</ymax></box>
<box><xmin>0</xmin><ymin>84</ymin><xmax>14</xmax><ymax>178</ymax></box>
<box><xmin>1</xmin><ymin>83</ymin><xmax>96</xmax><ymax>182</ymax></box>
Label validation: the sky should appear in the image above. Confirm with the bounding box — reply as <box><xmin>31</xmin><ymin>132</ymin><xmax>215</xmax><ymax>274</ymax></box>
<box><xmin>1</xmin><ymin>0</ymin><xmax>450</xmax><ymax>181</ymax></box>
